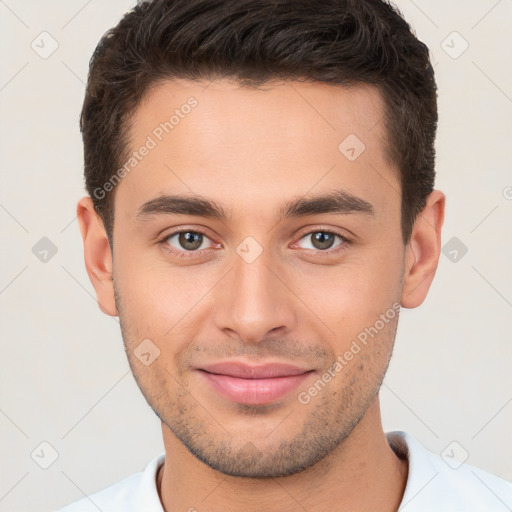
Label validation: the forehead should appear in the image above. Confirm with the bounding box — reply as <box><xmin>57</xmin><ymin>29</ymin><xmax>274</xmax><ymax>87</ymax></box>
<box><xmin>115</xmin><ymin>78</ymin><xmax>398</xmax><ymax>218</ymax></box>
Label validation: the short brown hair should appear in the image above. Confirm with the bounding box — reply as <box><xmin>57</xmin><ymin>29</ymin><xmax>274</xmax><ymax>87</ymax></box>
<box><xmin>81</xmin><ymin>0</ymin><xmax>437</xmax><ymax>244</ymax></box>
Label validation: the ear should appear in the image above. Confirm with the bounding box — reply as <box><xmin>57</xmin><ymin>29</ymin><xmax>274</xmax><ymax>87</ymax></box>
<box><xmin>77</xmin><ymin>196</ymin><xmax>118</xmax><ymax>316</ymax></box>
<box><xmin>401</xmin><ymin>190</ymin><xmax>445</xmax><ymax>309</ymax></box>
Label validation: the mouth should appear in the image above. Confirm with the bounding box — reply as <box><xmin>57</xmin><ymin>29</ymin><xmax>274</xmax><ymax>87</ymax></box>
<box><xmin>197</xmin><ymin>361</ymin><xmax>315</xmax><ymax>405</ymax></box>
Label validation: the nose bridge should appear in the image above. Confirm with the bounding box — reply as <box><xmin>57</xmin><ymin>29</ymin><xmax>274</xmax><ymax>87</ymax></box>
<box><xmin>212</xmin><ymin>245</ymin><xmax>296</xmax><ymax>342</ymax></box>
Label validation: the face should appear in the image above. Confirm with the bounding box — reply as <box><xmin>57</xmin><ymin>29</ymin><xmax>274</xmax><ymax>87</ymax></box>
<box><xmin>109</xmin><ymin>78</ymin><xmax>406</xmax><ymax>477</ymax></box>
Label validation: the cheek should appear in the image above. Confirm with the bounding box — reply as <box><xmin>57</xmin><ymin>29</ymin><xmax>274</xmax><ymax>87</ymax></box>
<box><xmin>113</xmin><ymin>251</ymin><xmax>220</xmax><ymax>339</ymax></box>
<box><xmin>284</xmin><ymin>244</ymin><xmax>404</xmax><ymax>338</ymax></box>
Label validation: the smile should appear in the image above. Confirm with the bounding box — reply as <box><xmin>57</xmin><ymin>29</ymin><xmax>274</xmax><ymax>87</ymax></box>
<box><xmin>197</xmin><ymin>362</ymin><xmax>315</xmax><ymax>405</ymax></box>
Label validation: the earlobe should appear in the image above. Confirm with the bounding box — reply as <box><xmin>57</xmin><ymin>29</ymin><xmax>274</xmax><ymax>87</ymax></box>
<box><xmin>77</xmin><ymin>196</ymin><xmax>118</xmax><ymax>316</ymax></box>
<box><xmin>401</xmin><ymin>190</ymin><xmax>445</xmax><ymax>309</ymax></box>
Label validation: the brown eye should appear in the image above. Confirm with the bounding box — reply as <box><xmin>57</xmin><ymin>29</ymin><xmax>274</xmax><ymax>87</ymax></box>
<box><xmin>165</xmin><ymin>231</ymin><xmax>210</xmax><ymax>252</ymax></box>
<box><xmin>296</xmin><ymin>230</ymin><xmax>346</xmax><ymax>251</ymax></box>
<box><xmin>310</xmin><ymin>232</ymin><xmax>335</xmax><ymax>250</ymax></box>
<box><xmin>178</xmin><ymin>231</ymin><xmax>203</xmax><ymax>250</ymax></box>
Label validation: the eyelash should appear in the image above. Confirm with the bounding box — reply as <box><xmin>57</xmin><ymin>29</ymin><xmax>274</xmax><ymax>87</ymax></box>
<box><xmin>292</xmin><ymin>229</ymin><xmax>350</xmax><ymax>254</ymax></box>
<box><xmin>158</xmin><ymin>229</ymin><xmax>216</xmax><ymax>258</ymax></box>
<box><xmin>157</xmin><ymin>228</ymin><xmax>351</xmax><ymax>259</ymax></box>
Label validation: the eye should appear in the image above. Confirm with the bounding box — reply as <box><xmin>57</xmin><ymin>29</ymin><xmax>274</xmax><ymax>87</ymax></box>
<box><xmin>295</xmin><ymin>230</ymin><xmax>347</xmax><ymax>251</ymax></box>
<box><xmin>163</xmin><ymin>230</ymin><xmax>213</xmax><ymax>252</ymax></box>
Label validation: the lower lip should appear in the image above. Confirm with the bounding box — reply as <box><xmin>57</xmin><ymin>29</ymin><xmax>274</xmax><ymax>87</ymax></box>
<box><xmin>199</xmin><ymin>370</ymin><xmax>313</xmax><ymax>405</ymax></box>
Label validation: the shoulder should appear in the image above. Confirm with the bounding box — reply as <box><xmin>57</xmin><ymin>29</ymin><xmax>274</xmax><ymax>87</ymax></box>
<box><xmin>386</xmin><ymin>431</ymin><xmax>512</xmax><ymax>511</ymax></box>
<box><xmin>56</xmin><ymin>452</ymin><xmax>165</xmax><ymax>512</ymax></box>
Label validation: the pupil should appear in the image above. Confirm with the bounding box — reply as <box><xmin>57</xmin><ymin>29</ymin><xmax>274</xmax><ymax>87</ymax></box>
<box><xmin>179</xmin><ymin>232</ymin><xmax>202</xmax><ymax>250</ymax></box>
<box><xmin>312</xmin><ymin>232</ymin><xmax>334</xmax><ymax>250</ymax></box>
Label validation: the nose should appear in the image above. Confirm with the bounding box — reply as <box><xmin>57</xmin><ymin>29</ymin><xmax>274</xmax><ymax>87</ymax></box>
<box><xmin>212</xmin><ymin>249</ymin><xmax>298</xmax><ymax>344</ymax></box>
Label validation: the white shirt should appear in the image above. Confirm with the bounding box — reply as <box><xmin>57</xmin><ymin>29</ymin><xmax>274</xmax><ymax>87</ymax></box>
<box><xmin>57</xmin><ymin>431</ymin><xmax>512</xmax><ymax>511</ymax></box>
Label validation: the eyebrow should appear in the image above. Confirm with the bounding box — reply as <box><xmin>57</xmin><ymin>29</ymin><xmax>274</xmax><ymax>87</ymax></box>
<box><xmin>280</xmin><ymin>190</ymin><xmax>374</xmax><ymax>218</ymax></box>
<box><xmin>136</xmin><ymin>195</ymin><xmax>228</xmax><ymax>220</ymax></box>
<box><xmin>135</xmin><ymin>189</ymin><xmax>374</xmax><ymax>221</ymax></box>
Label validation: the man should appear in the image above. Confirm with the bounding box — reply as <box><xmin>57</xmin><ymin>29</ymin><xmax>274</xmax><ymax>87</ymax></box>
<box><xmin>59</xmin><ymin>0</ymin><xmax>511</xmax><ymax>510</ymax></box>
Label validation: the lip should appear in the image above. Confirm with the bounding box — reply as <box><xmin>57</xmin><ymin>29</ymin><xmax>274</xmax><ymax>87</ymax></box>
<box><xmin>197</xmin><ymin>362</ymin><xmax>314</xmax><ymax>405</ymax></box>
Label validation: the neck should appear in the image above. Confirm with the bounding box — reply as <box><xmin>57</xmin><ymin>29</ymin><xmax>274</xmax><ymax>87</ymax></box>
<box><xmin>157</xmin><ymin>398</ymin><xmax>408</xmax><ymax>512</ymax></box>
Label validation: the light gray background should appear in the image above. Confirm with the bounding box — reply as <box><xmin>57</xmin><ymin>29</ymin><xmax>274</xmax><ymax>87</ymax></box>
<box><xmin>0</xmin><ymin>1</ymin><xmax>511</xmax><ymax>511</ymax></box>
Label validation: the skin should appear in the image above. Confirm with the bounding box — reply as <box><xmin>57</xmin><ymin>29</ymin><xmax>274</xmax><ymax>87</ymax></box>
<box><xmin>78</xmin><ymin>78</ymin><xmax>445</xmax><ymax>512</ymax></box>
